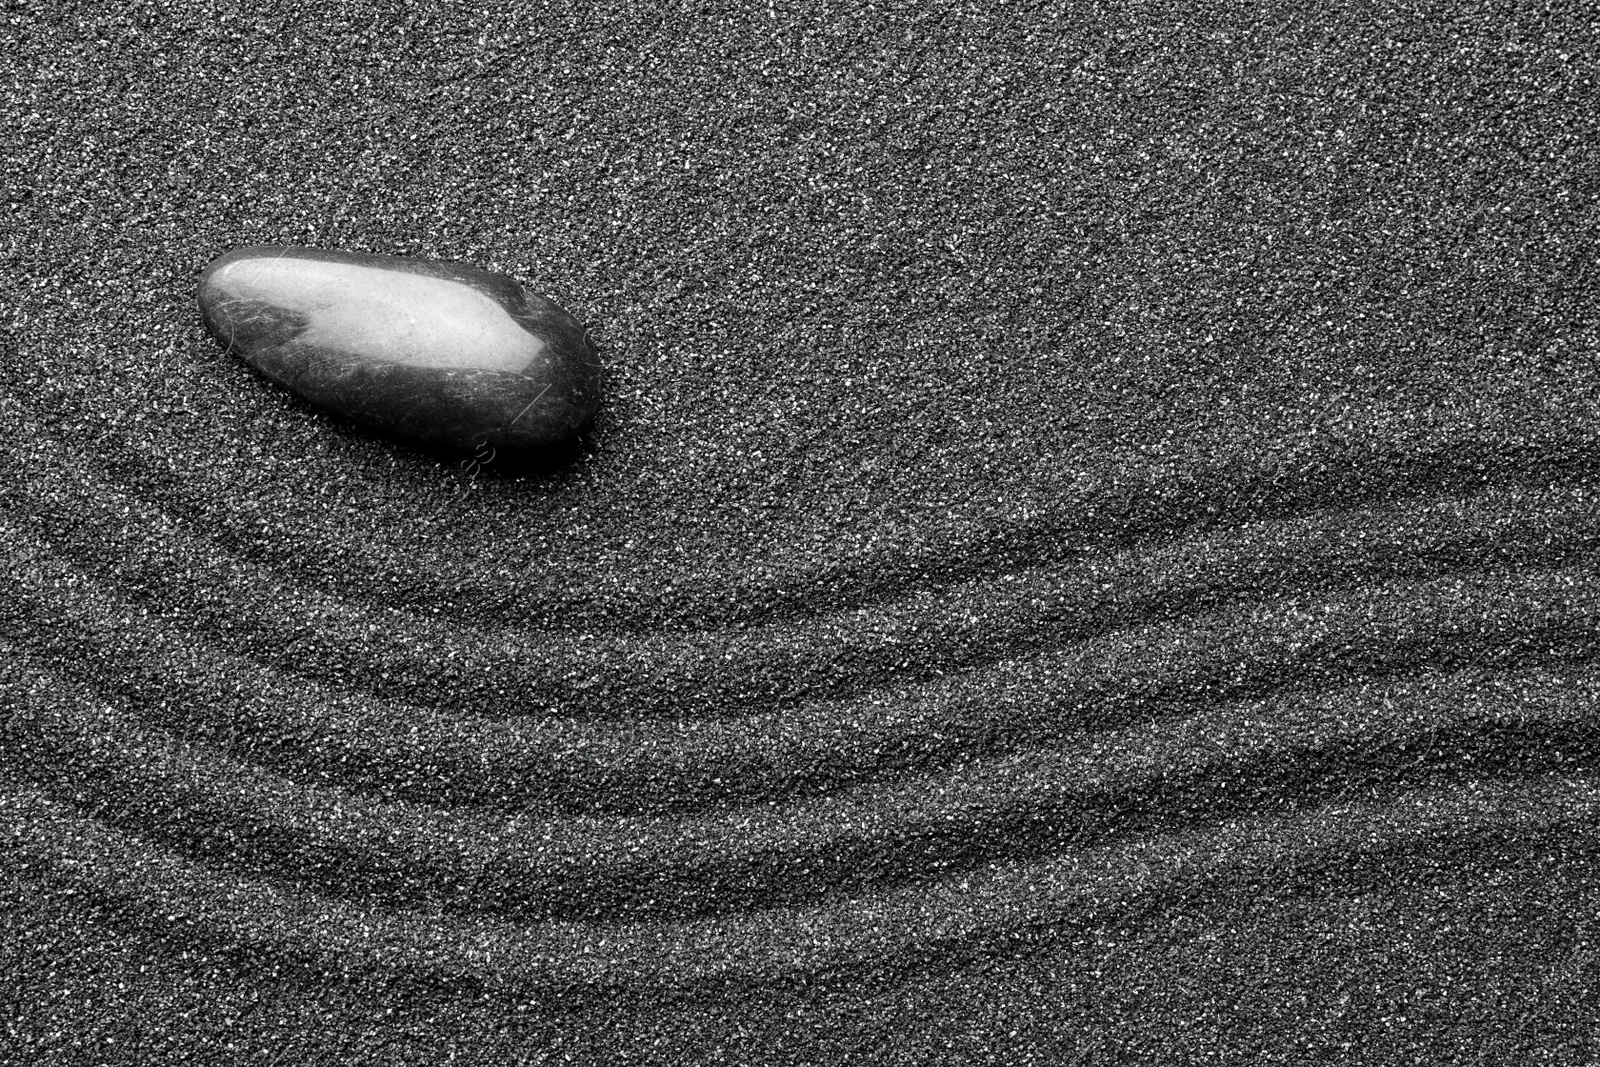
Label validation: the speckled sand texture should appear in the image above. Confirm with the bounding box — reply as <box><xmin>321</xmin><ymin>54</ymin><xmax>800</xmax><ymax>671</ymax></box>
<box><xmin>4</xmin><ymin>3</ymin><xmax>1600</xmax><ymax>1064</ymax></box>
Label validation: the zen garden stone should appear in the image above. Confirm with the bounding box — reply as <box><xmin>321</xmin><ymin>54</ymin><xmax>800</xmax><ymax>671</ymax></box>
<box><xmin>198</xmin><ymin>246</ymin><xmax>602</xmax><ymax>457</ymax></box>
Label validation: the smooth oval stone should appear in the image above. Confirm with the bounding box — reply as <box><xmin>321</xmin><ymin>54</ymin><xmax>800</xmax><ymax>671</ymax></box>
<box><xmin>198</xmin><ymin>246</ymin><xmax>602</xmax><ymax>456</ymax></box>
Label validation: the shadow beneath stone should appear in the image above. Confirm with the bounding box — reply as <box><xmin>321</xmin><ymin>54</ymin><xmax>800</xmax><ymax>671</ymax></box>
<box><xmin>365</xmin><ymin>428</ymin><xmax>594</xmax><ymax>485</ymax></box>
<box><xmin>468</xmin><ymin>431</ymin><xmax>599</xmax><ymax>480</ymax></box>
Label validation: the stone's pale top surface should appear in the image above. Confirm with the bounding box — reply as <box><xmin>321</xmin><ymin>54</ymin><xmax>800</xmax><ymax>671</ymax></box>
<box><xmin>209</xmin><ymin>256</ymin><xmax>548</xmax><ymax>372</ymax></box>
<box><xmin>198</xmin><ymin>245</ymin><xmax>602</xmax><ymax>457</ymax></box>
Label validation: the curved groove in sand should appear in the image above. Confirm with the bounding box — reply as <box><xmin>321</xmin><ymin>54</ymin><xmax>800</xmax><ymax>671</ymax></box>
<box><xmin>7</xmin><ymin>399</ymin><xmax>1600</xmax><ymax>1004</ymax></box>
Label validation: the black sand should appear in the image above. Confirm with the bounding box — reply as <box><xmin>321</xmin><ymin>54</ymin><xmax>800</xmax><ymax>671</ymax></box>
<box><xmin>4</xmin><ymin>2</ymin><xmax>1600</xmax><ymax>1063</ymax></box>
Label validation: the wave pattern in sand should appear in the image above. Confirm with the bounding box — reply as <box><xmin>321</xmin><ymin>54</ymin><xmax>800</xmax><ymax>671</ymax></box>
<box><xmin>6</xmin><ymin>402</ymin><xmax>1600</xmax><ymax>1013</ymax></box>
